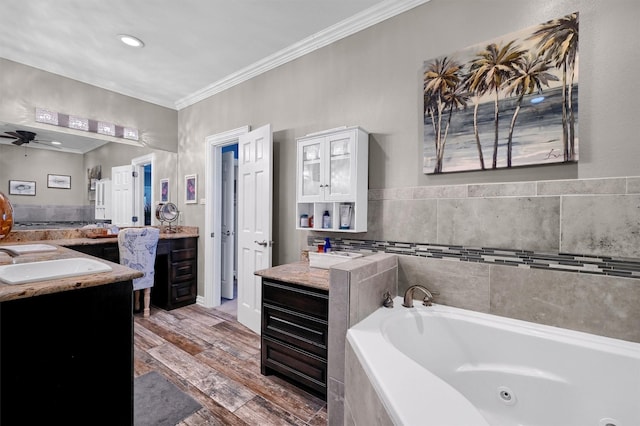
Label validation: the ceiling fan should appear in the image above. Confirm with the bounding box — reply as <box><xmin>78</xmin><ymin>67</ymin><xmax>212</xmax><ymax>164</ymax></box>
<box><xmin>0</xmin><ymin>130</ymin><xmax>60</xmax><ymax>149</ymax></box>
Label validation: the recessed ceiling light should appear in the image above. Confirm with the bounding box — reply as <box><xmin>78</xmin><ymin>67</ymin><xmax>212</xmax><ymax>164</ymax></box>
<box><xmin>51</xmin><ymin>141</ymin><xmax>62</xmax><ymax>145</ymax></box>
<box><xmin>118</xmin><ymin>34</ymin><xmax>145</xmax><ymax>48</ymax></box>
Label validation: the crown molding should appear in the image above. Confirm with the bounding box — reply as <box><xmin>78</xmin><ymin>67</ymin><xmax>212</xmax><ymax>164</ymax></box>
<box><xmin>175</xmin><ymin>0</ymin><xmax>431</xmax><ymax>110</ymax></box>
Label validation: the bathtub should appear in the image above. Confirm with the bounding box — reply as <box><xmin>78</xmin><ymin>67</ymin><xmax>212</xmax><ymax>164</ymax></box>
<box><xmin>346</xmin><ymin>297</ymin><xmax>640</xmax><ymax>426</ymax></box>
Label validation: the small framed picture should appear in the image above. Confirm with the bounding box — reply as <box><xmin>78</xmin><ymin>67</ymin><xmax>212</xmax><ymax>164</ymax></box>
<box><xmin>47</xmin><ymin>174</ymin><xmax>71</xmax><ymax>189</ymax></box>
<box><xmin>160</xmin><ymin>178</ymin><xmax>170</xmax><ymax>202</ymax></box>
<box><xmin>185</xmin><ymin>174</ymin><xmax>197</xmax><ymax>204</ymax></box>
<box><xmin>9</xmin><ymin>180</ymin><xmax>36</xmax><ymax>196</ymax></box>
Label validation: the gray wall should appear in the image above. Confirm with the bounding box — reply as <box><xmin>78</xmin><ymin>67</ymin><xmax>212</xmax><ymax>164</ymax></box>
<box><xmin>178</xmin><ymin>0</ymin><xmax>640</xmax><ymax>296</ymax></box>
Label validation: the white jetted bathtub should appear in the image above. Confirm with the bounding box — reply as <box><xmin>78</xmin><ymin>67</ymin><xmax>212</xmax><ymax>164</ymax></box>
<box><xmin>346</xmin><ymin>297</ymin><xmax>640</xmax><ymax>426</ymax></box>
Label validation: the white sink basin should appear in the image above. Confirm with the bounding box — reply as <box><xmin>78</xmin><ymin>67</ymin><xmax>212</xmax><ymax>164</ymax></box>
<box><xmin>309</xmin><ymin>251</ymin><xmax>363</xmax><ymax>269</ymax></box>
<box><xmin>0</xmin><ymin>258</ymin><xmax>112</xmax><ymax>284</ymax></box>
<box><xmin>0</xmin><ymin>244</ymin><xmax>58</xmax><ymax>254</ymax></box>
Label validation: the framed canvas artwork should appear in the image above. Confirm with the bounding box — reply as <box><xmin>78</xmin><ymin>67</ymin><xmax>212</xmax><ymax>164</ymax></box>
<box><xmin>423</xmin><ymin>12</ymin><xmax>578</xmax><ymax>174</ymax></box>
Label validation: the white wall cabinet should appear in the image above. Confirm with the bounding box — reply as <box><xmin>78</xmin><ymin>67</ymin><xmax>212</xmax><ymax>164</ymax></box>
<box><xmin>94</xmin><ymin>178</ymin><xmax>112</xmax><ymax>220</ymax></box>
<box><xmin>296</xmin><ymin>126</ymin><xmax>368</xmax><ymax>232</ymax></box>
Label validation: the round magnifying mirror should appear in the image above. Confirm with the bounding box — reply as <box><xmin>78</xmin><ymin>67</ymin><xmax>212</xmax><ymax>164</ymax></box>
<box><xmin>155</xmin><ymin>202</ymin><xmax>179</xmax><ymax>232</ymax></box>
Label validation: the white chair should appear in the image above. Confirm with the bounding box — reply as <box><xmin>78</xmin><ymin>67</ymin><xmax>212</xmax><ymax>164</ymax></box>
<box><xmin>117</xmin><ymin>227</ymin><xmax>160</xmax><ymax>318</ymax></box>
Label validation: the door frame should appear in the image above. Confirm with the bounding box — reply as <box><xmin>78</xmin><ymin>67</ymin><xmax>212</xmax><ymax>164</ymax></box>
<box><xmin>131</xmin><ymin>153</ymin><xmax>155</xmax><ymax>226</ymax></box>
<box><xmin>203</xmin><ymin>126</ymin><xmax>250</xmax><ymax>308</ymax></box>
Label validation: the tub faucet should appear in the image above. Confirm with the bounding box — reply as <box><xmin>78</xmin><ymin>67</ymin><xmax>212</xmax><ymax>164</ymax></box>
<box><xmin>0</xmin><ymin>247</ymin><xmax>20</xmax><ymax>258</ymax></box>
<box><xmin>402</xmin><ymin>285</ymin><xmax>437</xmax><ymax>308</ymax></box>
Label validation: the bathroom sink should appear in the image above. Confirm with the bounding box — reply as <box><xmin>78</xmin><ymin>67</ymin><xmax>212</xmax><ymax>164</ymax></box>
<box><xmin>0</xmin><ymin>244</ymin><xmax>58</xmax><ymax>253</ymax></box>
<box><xmin>0</xmin><ymin>258</ymin><xmax>112</xmax><ymax>285</ymax></box>
<box><xmin>309</xmin><ymin>251</ymin><xmax>363</xmax><ymax>269</ymax></box>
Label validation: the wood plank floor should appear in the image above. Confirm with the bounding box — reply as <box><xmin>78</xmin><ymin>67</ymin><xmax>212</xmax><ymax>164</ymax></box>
<box><xmin>134</xmin><ymin>302</ymin><xmax>327</xmax><ymax>425</ymax></box>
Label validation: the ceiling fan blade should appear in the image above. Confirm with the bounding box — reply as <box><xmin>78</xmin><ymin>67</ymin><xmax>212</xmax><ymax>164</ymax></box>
<box><xmin>12</xmin><ymin>140</ymin><xmax>25</xmax><ymax>146</ymax></box>
<box><xmin>5</xmin><ymin>131</ymin><xmax>23</xmax><ymax>138</ymax></box>
<box><xmin>0</xmin><ymin>135</ymin><xmax>18</xmax><ymax>139</ymax></box>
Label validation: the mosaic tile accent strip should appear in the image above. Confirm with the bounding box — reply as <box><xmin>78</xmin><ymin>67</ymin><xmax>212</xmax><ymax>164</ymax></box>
<box><xmin>308</xmin><ymin>237</ymin><xmax>640</xmax><ymax>280</ymax></box>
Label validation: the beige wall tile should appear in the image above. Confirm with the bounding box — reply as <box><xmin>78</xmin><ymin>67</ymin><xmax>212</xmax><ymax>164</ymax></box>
<box><xmin>366</xmin><ymin>199</ymin><xmax>437</xmax><ymax>243</ymax></box>
<box><xmin>538</xmin><ymin>177</ymin><xmax>627</xmax><ymax>195</ymax></box>
<box><xmin>561</xmin><ymin>194</ymin><xmax>640</xmax><ymax>258</ymax></box>
<box><xmin>626</xmin><ymin>177</ymin><xmax>640</xmax><ymax>194</ymax></box>
<box><xmin>328</xmin><ymin>268</ymin><xmax>350</xmax><ymax>385</ymax></box>
<box><xmin>490</xmin><ymin>265</ymin><xmax>640</xmax><ymax>343</ymax></box>
<box><xmin>413</xmin><ymin>185</ymin><xmax>467</xmax><ymax>199</ymax></box>
<box><xmin>437</xmin><ymin>197</ymin><xmax>560</xmax><ymax>251</ymax></box>
<box><xmin>468</xmin><ymin>182</ymin><xmax>536</xmax><ymax>197</ymax></box>
<box><xmin>397</xmin><ymin>255</ymin><xmax>490</xmax><ymax>313</ymax></box>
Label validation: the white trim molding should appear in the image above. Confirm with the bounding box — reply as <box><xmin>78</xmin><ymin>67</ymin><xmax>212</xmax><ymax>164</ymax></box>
<box><xmin>175</xmin><ymin>0</ymin><xmax>431</xmax><ymax>109</ymax></box>
<box><xmin>203</xmin><ymin>126</ymin><xmax>250</xmax><ymax>308</ymax></box>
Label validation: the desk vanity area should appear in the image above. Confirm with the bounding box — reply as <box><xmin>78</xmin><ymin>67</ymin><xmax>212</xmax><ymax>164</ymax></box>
<box><xmin>3</xmin><ymin>226</ymin><xmax>199</xmax><ymax>310</ymax></box>
<box><xmin>0</xmin><ymin>226</ymin><xmax>199</xmax><ymax>424</ymax></box>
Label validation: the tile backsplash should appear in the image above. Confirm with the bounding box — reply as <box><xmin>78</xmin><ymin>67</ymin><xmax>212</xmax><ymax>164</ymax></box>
<box><xmin>11</xmin><ymin>204</ymin><xmax>94</xmax><ymax>227</ymax></box>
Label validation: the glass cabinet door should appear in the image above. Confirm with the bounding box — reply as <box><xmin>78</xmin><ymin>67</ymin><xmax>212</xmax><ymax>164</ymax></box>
<box><xmin>300</xmin><ymin>140</ymin><xmax>322</xmax><ymax>200</ymax></box>
<box><xmin>327</xmin><ymin>132</ymin><xmax>354</xmax><ymax>200</ymax></box>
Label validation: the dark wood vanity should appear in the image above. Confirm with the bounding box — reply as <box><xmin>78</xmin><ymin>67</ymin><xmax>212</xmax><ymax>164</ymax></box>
<box><xmin>255</xmin><ymin>262</ymin><xmax>329</xmax><ymax>399</ymax></box>
<box><xmin>67</xmin><ymin>235</ymin><xmax>198</xmax><ymax>310</ymax></box>
<box><xmin>0</xmin><ymin>245</ymin><xmax>142</xmax><ymax>425</ymax></box>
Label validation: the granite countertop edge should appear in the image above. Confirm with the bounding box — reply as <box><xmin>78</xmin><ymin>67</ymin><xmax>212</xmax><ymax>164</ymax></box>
<box><xmin>0</xmin><ymin>245</ymin><xmax>143</xmax><ymax>303</ymax></box>
<box><xmin>255</xmin><ymin>261</ymin><xmax>329</xmax><ymax>291</ymax></box>
<box><xmin>2</xmin><ymin>226</ymin><xmax>199</xmax><ymax>245</ymax></box>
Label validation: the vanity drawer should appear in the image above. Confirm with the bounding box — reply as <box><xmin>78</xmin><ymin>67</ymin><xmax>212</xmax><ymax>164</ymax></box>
<box><xmin>170</xmin><ymin>260</ymin><xmax>195</xmax><ymax>282</ymax></box>
<box><xmin>262</xmin><ymin>336</ymin><xmax>327</xmax><ymax>396</ymax></box>
<box><xmin>262</xmin><ymin>280</ymin><xmax>328</xmax><ymax>320</ymax></box>
<box><xmin>263</xmin><ymin>303</ymin><xmax>328</xmax><ymax>357</ymax></box>
<box><xmin>171</xmin><ymin>280</ymin><xmax>196</xmax><ymax>304</ymax></box>
<box><xmin>170</xmin><ymin>247</ymin><xmax>196</xmax><ymax>262</ymax></box>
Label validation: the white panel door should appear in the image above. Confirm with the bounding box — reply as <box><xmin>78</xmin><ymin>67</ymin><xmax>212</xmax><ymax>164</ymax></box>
<box><xmin>111</xmin><ymin>165</ymin><xmax>134</xmax><ymax>227</ymax></box>
<box><xmin>237</xmin><ymin>124</ymin><xmax>272</xmax><ymax>334</ymax></box>
<box><xmin>221</xmin><ymin>151</ymin><xmax>235</xmax><ymax>300</ymax></box>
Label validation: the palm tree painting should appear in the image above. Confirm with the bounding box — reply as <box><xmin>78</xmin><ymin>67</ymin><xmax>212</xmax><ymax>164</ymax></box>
<box><xmin>423</xmin><ymin>12</ymin><xmax>578</xmax><ymax>174</ymax></box>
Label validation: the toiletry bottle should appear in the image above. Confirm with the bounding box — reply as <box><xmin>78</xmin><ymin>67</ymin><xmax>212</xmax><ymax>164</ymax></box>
<box><xmin>300</xmin><ymin>214</ymin><xmax>309</xmax><ymax>228</ymax></box>
<box><xmin>309</xmin><ymin>215</ymin><xmax>314</xmax><ymax>228</ymax></box>
<box><xmin>323</xmin><ymin>237</ymin><xmax>332</xmax><ymax>253</ymax></box>
<box><xmin>322</xmin><ymin>210</ymin><xmax>330</xmax><ymax>229</ymax></box>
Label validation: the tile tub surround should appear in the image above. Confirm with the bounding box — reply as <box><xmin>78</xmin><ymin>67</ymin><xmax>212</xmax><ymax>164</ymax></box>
<box><xmin>327</xmin><ymin>253</ymin><xmax>397</xmax><ymax>426</ymax></box>
<box><xmin>306</xmin><ymin>176</ymin><xmax>640</xmax><ymax>350</ymax></box>
<box><xmin>364</xmin><ymin>175</ymin><xmax>640</xmax><ymax>259</ymax></box>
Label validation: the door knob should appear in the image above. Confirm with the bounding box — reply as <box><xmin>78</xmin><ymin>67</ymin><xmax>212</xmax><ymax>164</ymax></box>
<box><xmin>254</xmin><ymin>240</ymin><xmax>268</xmax><ymax>247</ymax></box>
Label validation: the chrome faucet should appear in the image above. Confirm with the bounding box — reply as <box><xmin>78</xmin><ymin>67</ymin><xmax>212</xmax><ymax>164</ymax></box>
<box><xmin>402</xmin><ymin>285</ymin><xmax>437</xmax><ymax>308</ymax></box>
<box><xmin>0</xmin><ymin>247</ymin><xmax>20</xmax><ymax>258</ymax></box>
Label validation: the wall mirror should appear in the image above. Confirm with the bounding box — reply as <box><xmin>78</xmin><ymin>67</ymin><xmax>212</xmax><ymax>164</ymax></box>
<box><xmin>0</xmin><ymin>122</ymin><xmax>179</xmax><ymax>229</ymax></box>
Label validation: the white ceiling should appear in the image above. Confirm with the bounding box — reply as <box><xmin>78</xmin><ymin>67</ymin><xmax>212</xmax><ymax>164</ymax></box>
<box><xmin>0</xmin><ymin>0</ymin><xmax>407</xmax><ymax>109</ymax></box>
<box><xmin>0</xmin><ymin>0</ymin><xmax>426</xmax><ymax>152</ymax></box>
